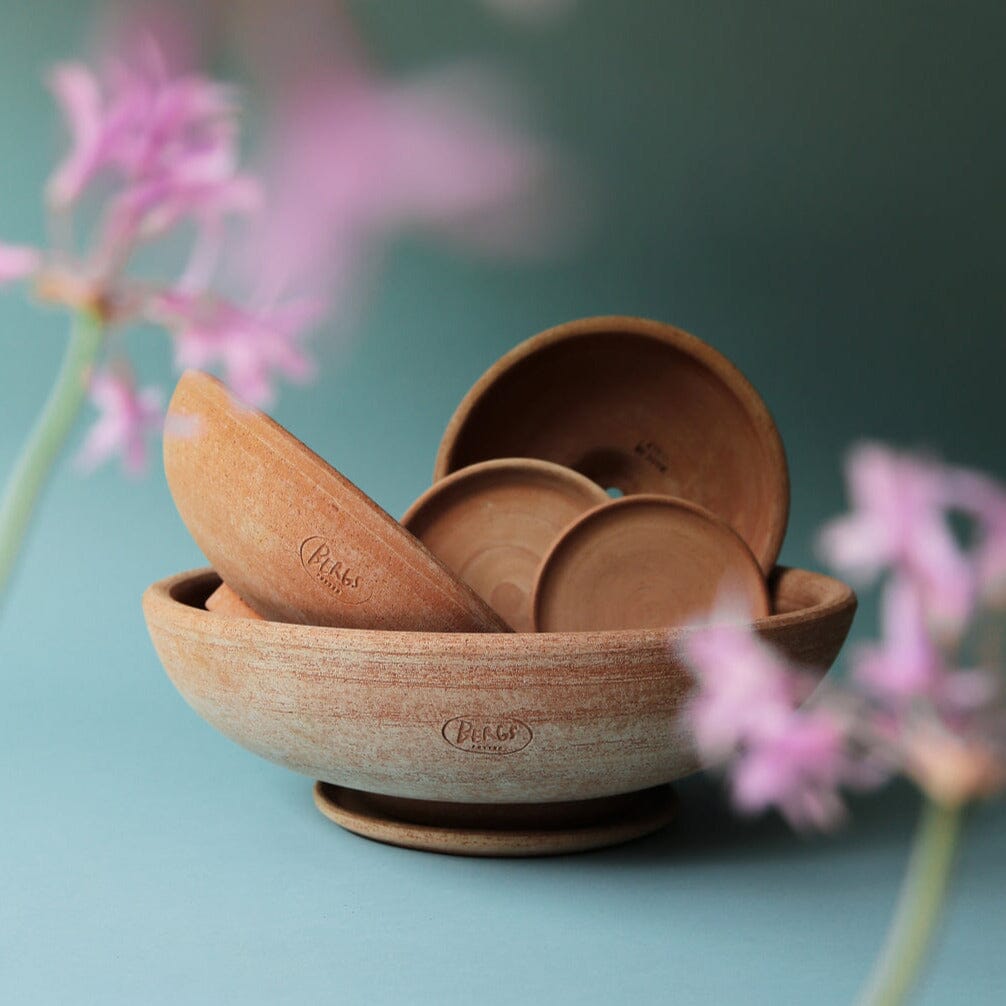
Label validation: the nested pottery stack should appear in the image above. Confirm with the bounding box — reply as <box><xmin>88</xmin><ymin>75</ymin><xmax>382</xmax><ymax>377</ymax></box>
<box><xmin>143</xmin><ymin>316</ymin><xmax>856</xmax><ymax>856</ymax></box>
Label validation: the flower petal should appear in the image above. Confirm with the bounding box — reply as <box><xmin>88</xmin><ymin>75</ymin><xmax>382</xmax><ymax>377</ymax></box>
<box><xmin>0</xmin><ymin>243</ymin><xmax>41</xmax><ymax>284</ymax></box>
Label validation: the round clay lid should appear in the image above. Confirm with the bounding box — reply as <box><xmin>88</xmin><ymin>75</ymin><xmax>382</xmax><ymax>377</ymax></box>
<box><xmin>435</xmin><ymin>316</ymin><xmax>789</xmax><ymax>573</ymax></box>
<box><xmin>402</xmin><ymin>458</ymin><xmax>609</xmax><ymax>631</ymax></box>
<box><xmin>532</xmin><ymin>494</ymin><xmax>770</xmax><ymax>632</ymax></box>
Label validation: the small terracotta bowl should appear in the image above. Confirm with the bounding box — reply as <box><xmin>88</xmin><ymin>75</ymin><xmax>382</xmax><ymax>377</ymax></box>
<box><xmin>163</xmin><ymin>370</ymin><xmax>508</xmax><ymax>633</ymax></box>
<box><xmin>435</xmin><ymin>316</ymin><xmax>789</xmax><ymax>573</ymax></box>
<box><xmin>533</xmin><ymin>495</ymin><xmax>770</xmax><ymax>632</ymax></box>
<box><xmin>402</xmin><ymin>458</ymin><xmax>609</xmax><ymax>631</ymax></box>
<box><xmin>143</xmin><ymin>566</ymin><xmax>856</xmax><ymax>856</ymax></box>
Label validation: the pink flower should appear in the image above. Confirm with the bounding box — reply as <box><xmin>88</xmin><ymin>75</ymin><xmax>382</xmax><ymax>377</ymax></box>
<box><xmin>731</xmin><ymin>711</ymin><xmax>856</xmax><ymax>830</ymax></box>
<box><xmin>148</xmin><ymin>290</ymin><xmax>320</xmax><ymax>407</ymax></box>
<box><xmin>251</xmin><ymin>65</ymin><xmax>558</xmax><ymax>303</ymax></box>
<box><xmin>76</xmin><ymin>367</ymin><xmax>163</xmax><ymax>475</ymax></box>
<box><xmin>0</xmin><ymin>243</ymin><xmax>41</xmax><ymax>285</ymax></box>
<box><xmin>683</xmin><ymin>616</ymin><xmax>885</xmax><ymax>830</ymax></box>
<box><xmin>978</xmin><ymin>514</ymin><xmax>1006</xmax><ymax>606</ymax></box>
<box><xmin>46</xmin><ymin>39</ymin><xmax>260</xmax><ymax>273</ymax></box>
<box><xmin>687</xmin><ymin>444</ymin><xmax>1006</xmax><ymax>833</ymax></box>
<box><xmin>818</xmin><ymin>442</ymin><xmax>975</xmax><ymax>633</ymax></box>
<box><xmin>945</xmin><ymin>467</ymin><xmax>1006</xmax><ymax>607</ymax></box>
<box><xmin>854</xmin><ymin>576</ymin><xmax>996</xmax><ymax>715</ymax></box>
<box><xmin>45</xmin><ymin>61</ymin><xmax>109</xmax><ymax>208</ymax></box>
<box><xmin>901</xmin><ymin>722</ymin><xmax>1006</xmax><ymax>807</ymax></box>
<box><xmin>683</xmin><ymin>621</ymin><xmax>798</xmax><ymax>759</ymax></box>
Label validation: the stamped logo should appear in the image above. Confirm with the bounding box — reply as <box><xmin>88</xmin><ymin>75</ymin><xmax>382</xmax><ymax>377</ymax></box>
<box><xmin>442</xmin><ymin>716</ymin><xmax>533</xmax><ymax>755</ymax></box>
<box><xmin>299</xmin><ymin>536</ymin><xmax>371</xmax><ymax>603</ymax></box>
<box><xmin>634</xmin><ymin>438</ymin><xmax>669</xmax><ymax>474</ymax></box>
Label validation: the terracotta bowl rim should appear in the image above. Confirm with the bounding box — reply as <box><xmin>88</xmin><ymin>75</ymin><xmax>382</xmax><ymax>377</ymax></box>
<box><xmin>143</xmin><ymin>565</ymin><xmax>855</xmax><ymax>650</ymax></box>
<box><xmin>432</xmin><ymin>314</ymin><xmax>791</xmax><ymax>571</ymax></box>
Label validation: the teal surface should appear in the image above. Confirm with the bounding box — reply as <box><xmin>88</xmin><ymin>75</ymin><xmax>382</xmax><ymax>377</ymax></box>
<box><xmin>1</xmin><ymin>3</ymin><xmax>1003</xmax><ymax>1003</ymax></box>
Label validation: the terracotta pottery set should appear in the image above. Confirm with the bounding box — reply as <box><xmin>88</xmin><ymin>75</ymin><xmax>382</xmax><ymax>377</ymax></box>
<box><xmin>143</xmin><ymin>316</ymin><xmax>857</xmax><ymax>856</ymax></box>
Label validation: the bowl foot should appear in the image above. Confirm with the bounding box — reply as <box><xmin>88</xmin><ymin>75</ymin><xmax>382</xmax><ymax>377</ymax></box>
<box><xmin>312</xmin><ymin>782</ymin><xmax>678</xmax><ymax>857</ymax></box>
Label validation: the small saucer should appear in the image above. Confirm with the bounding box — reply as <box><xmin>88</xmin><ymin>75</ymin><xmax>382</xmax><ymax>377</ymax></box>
<box><xmin>533</xmin><ymin>494</ymin><xmax>770</xmax><ymax>632</ymax></box>
<box><xmin>313</xmin><ymin>782</ymin><xmax>678</xmax><ymax>857</ymax></box>
<box><xmin>402</xmin><ymin>458</ymin><xmax>608</xmax><ymax>631</ymax></box>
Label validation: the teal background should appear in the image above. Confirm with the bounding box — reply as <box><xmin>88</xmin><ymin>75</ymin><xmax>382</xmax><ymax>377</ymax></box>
<box><xmin>1</xmin><ymin>2</ymin><xmax>1004</xmax><ymax>1003</ymax></box>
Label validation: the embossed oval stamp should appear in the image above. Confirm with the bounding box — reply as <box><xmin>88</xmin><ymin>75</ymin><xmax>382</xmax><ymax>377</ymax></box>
<box><xmin>442</xmin><ymin>716</ymin><xmax>533</xmax><ymax>755</ymax></box>
<box><xmin>299</xmin><ymin>536</ymin><xmax>372</xmax><ymax>604</ymax></box>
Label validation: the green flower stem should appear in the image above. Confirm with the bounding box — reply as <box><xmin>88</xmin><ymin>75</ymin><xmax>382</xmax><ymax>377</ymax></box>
<box><xmin>0</xmin><ymin>311</ymin><xmax>103</xmax><ymax>601</ymax></box>
<box><xmin>857</xmin><ymin>798</ymin><xmax>962</xmax><ymax>1006</ymax></box>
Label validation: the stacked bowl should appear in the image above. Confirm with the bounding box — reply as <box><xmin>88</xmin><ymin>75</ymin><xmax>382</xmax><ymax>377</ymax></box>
<box><xmin>143</xmin><ymin>316</ymin><xmax>856</xmax><ymax>856</ymax></box>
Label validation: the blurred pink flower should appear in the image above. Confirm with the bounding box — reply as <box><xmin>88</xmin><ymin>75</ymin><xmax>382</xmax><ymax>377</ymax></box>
<box><xmin>0</xmin><ymin>243</ymin><xmax>41</xmax><ymax>284</ymax></box>
<box><xmin>252</xmin><ymin>66</ymin><xmax>559</xmax><ymax>303</ymax></box>
<box><xmin>0</xmin><ymin>16</ymin><xmax>317</xmax><ymax>455</ymax></box>
<box><xmin>683</xmin><ymin>620</ymin><xmax>797</xmax><ymax>759</ymax></box>
<box><xmin>684</xmin><ymin>617</ymin><xmax>882</xmax><ymax>830</ymax></box>
<box><xmin>47</xmin><ymin>42</ymin><xmax>260</xmax><ymax>271</ymax></box>
<box><xmin>2</xmin><ymin>2</ymin><xmax>575</xmax><ymax>492</ymax></box>
<box><xmin>148</xmin><ymin>290</ymin><xmax>320</xmax><ymax>407</ymax></box>
<box><xmin>902</xmin><ymin>722</ymin><xmax>1006</xmax><ymax>807</ymax></box>
<box><xmin>854</xmin><ymin>576</ymin><xmax>995</xmax><ymax>715</ymax></box>
<box><xmin>945</xmin><ymin>466</ymin><xmax>1006</xmax><ymax>606</ymax></box>
<box><xmin>978</xmin><ymin>513</ymin><xmax>1006</xmax><ymax>605</ymax></box>
<box><xmin>76</xmin><ymin>367</ymin><xmax>163</xmax><ymax>475</ymax></box>
<box><xmin>45</xmin><ymin>61</ymin><xmax>109</xmax><ymax>208</ymax></box>
<box><xmin>47</xmin><ymin>44</ymin><xmax>259</xmax><ymax>222</ymax></box>
<box><xmin>731</xmin><ymin>711</ymin><xmax>857</xmax><ymax>830</ymax></box>
<box><xmin>818</xmin><ymin>443</ymin><xmax>975</xmax><ymax>633</ymax></box>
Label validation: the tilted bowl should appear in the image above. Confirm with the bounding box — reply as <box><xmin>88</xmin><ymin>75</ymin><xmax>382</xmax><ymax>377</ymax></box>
<box><xmin>164</xmin><ymin>370</ymin><xmax>508</xmax><ymax>633</ymax></box>
<box><xmin>143</xmin><ymin>566</ymin><xmax>856</xmax><ymax>855</ymax></box>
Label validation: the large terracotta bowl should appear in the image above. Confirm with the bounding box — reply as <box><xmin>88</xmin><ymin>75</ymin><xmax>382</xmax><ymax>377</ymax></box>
<box><xmin>143</xmin><ymin>566</ymin><xmax>856</xmax><ymax>856</ymax></box>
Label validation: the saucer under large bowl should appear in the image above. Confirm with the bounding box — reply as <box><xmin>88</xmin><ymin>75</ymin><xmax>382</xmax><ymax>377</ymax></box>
<box><xmin>434</xmin><ymin>316</ymin><xmax>789</xmax><ymax>573</ymax></box>
<box><xmin>143</xmin><ymin>566</ymin><xmax>855</xmax><ymax>856</ymax></box>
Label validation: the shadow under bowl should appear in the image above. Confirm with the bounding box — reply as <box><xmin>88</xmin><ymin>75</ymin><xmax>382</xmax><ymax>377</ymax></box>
<box><xmin>143</xmin><ymin>566</ymin><xmax>855</xmax><ymax>855</ymax></box>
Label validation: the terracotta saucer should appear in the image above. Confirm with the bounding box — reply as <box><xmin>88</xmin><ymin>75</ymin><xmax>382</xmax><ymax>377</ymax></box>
<box><xmin>435</xmin><ymin>316</ymin><xmax>789</xmax><ymax>573</ymax></box>
<box><xmin>532</xmin><ymin>494</ymin><xmax>770</xmax><ymax>632</ymax></box>
<box><xmin>313</xmin><ymin>782</ymin><xmax>678</xmax><ymax>857</ymax></box>
<box><xmin>401</xmin><ymin>458</ymin><xmax>609</xmax><ymax>631</ymax></box>
<box><xmin>163</xmin><ymin>370</ymin><xmax>509</xmax><ymax>632</ymax></box>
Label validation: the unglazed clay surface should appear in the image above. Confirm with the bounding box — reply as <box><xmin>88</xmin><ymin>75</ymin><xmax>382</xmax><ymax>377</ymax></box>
<box><xmin>205</xmin><ymin>583</ymin><xmax>264</xmax><ymax>619</ymax></box>
<box><xmin>143</xmin><ymin>566</ymin><xmax>855</xmax><ymax>805</ymax></box>
<box><xmin>532</xmin><ymin>494</ymin><xmax>770</xmax><ymax>632</ymax></box>
<box><xmin>402</xmin><ymin>458</ymin><xmax>608</xmax><ymax>631</ymax></box>
<box><xmin>312</xmin><ymin>783</ymin><xmax>679</xmax><ymax>856</ymax></box>
<box><xmin>435</xmin><ymin>316</ymin><xmax>789</xmax><ymax>573</ymax></box>
<box><xmin>163</xmin><ymin>370</ymin><xmax>509</xmax><ymax>632</ymax></box>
